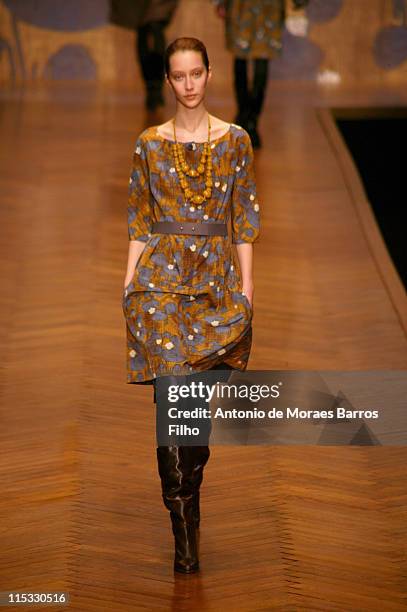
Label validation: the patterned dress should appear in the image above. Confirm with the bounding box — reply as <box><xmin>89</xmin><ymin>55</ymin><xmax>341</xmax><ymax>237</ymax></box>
<box><xmin>214</xmin><ymin>0</ymin><xmax>308</xmax><ymax>59</ymax></box>
<box><xmin>122</xmin><ymin>123</ymin><xmax>260</xmax><ymax>385</ymax></box>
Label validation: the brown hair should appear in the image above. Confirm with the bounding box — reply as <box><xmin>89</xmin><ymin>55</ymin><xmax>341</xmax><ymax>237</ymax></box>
<box><xmin>164</xmin><ymin>37</ymin><xmax>209</xmax><ymax>77</ymax></box>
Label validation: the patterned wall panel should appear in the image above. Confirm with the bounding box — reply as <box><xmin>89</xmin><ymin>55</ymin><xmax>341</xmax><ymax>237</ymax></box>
<box><xmin>44</xmin><ymin>44</ymin><xmax>97</xmax><ymax>79</ymax></box>
<box><xmin>2</xmin><ymin>0</ymin><xmax>109</xmax><ymax>31</ymax></box>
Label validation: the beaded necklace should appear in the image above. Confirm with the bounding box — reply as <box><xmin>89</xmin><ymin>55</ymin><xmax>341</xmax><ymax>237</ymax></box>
<box><xmin>171</xmin><ymin>114</ymin><xmax>213</xmax><ymax>206</ymax></box>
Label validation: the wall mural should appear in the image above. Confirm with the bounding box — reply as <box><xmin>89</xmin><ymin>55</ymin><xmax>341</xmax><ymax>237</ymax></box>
<box><xmin>0</xmin><ymin>0</ymin><xmax>109</xmax><ymax>80</ymax></box>
<box><xmin>268</xmin><ymin>0</ymin><xmax>343</xmax><ymax>80</ymax></box>
<box><xmin>1</xmin><ymin>0</ymin><xmax>109</xmax><ymax>30</ymax></box>
<box><xmin>373</xmin><ymin>0</ymin><xmax>407</xmax><ymax>68</ymax></box>
<box><xmin>306</xmin><ymin>0</ymin><xmax>343</xmax><ymax>22</ymax></box>
<box><xmin>0</xmin><ymin>0</ymin><xmax>407</xmax><ymax>83</ymax></box>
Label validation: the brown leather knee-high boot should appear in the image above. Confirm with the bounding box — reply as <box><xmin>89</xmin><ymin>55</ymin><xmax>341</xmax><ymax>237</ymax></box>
<box><xmin>190</xmin><ymin>445</ymin><xmax>210</xmax><ymax>529</ymax></box>
<box><xmin>156</xmin><ymin>445</ymin><xmax>200</xmax><ymax>573</ymax></box>
<box><xmin>188</xmin><ymin>364</ymin><xmax>234</xmax><ymax>527</ymax></box>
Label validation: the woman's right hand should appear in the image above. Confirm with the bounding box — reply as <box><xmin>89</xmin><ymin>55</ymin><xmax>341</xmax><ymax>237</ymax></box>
<box><xmin>123</xmin><ymin>277</ymin><xmax>132</xmax><ymax>291</ymax></box>
<box><xmin>124</xmin><ymin>240</ymin><xmax>145</xmax><ymax>290</ymax></box>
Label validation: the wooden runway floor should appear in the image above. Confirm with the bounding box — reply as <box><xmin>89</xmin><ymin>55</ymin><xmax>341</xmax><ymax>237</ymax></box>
<box><xmin>1</xmin><ymin>81</ymin><xmax>406</xmax><ymax>611</ymax></box>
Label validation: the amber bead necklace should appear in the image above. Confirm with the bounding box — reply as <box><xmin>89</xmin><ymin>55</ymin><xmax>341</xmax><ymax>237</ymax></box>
<box><xmin>171</xmin><ymin>113</ymin><xmax>213</xmax><ymax>206</ymax></box>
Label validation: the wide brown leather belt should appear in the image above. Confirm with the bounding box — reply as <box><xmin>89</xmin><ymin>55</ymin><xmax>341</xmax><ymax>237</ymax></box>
<box><xmin>151</xmin><ymin>221</ymin><xmax>227</xmax><ymax>236</ymax></box>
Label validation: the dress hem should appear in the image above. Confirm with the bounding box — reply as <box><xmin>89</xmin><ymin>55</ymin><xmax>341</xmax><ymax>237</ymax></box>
<box><xmin>126</xmin><ymin>362</ymin><xmax>248</xmax><ymax>385</ymax></box>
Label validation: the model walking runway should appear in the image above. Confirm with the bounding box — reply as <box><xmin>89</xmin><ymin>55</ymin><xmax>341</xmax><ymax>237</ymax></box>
<box><xmin>122</xmin><ymin>36</ymin><xmax>260</xmax><ymax>573</ymax></box>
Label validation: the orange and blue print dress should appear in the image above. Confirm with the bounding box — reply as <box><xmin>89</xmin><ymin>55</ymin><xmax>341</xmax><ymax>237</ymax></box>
<box><xmin>122</xmin><ymin>123</ymin><xmax>260</xmax><ymax>384</ymax></box>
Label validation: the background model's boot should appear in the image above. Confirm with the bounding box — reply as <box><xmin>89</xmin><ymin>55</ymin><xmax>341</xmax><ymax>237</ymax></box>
<box><xmin>233</xmin><ymin>58</ymin><xmax>251</xmax><ymax>129</ymax></box>
<box><xmin>136</xmin><ymin>21</ymin><xmax>166</xmax><ymax>111</ymax></box>
<box><xmin>145</xmin><ymin>79</ymin><xmax>165</xmax><ymax>111</ymax></box>
<box><xmin>246</xmin><ymin>58</ymin><xmax>269</xmax><ymax>149</ymax></box>
<box><xmin>156</xmin><ymin>445</ymin><xmax>200</xmax><ymax>573</ymax></box>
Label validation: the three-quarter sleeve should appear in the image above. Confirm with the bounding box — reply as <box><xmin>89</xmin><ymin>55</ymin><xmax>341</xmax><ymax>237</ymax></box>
<box><xmin>127</xmin><ymin>136</ymin><xmax>153</xmax><ymax>242</ymax></box>
<box><xmin>231</xmin><ymin>130</ymin><xmax>261</xmax><ymax>244</ymax></box>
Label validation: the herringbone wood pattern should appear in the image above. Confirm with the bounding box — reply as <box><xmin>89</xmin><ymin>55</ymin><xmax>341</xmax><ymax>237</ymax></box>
<box><xmin>0</xmin><ymin>81</ymin><xmax>406</xmax><ymax>611</ymax></box>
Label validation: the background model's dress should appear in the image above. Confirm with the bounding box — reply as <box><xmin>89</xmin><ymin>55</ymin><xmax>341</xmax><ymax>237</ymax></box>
<box><xmin>215</xmin><ymin>0</ymin><xmax>308</xmax><ymax>59</ymax></box>
<box><xmin>122</xmin><ymin>123</ymin><xmax>260</xmax><ymax>384</ymax></box>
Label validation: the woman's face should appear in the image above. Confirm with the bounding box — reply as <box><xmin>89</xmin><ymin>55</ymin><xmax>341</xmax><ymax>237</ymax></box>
<box><xmin>166</xmin><ymin>50</ymin><xmax>211</xmax><ymax>109</ymax></box>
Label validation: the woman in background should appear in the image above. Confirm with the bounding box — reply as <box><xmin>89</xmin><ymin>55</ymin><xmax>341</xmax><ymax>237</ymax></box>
<box><xmin>213</xmin><ymin>0</ymin><xmax>309</xmax><ymax>148</ymax></box>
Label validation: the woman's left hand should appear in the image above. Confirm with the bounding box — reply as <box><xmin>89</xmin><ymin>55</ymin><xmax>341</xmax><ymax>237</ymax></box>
<box><xmin>242</xmin><ymin>283</ymin><xmax>254</xmax><ymax>307</ymax></box>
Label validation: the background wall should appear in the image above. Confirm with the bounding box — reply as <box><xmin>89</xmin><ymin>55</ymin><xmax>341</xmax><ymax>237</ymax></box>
<box><xmin>1</xmin><ymin>0</ymin><xmax>407</xmax><ymax>86</ymax></box>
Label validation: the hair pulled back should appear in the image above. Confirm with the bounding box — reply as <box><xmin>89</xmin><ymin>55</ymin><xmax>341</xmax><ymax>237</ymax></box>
<box><xmin>164</xmin><ymin>37</ymin><xmax>209</xmax><ymax>77</ymax></box>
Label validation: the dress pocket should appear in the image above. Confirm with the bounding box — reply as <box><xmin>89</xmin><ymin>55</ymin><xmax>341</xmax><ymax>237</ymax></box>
<box><xmin>133</xmin><ymin>243</ymin><xmax>149</xmax><ymax>274</ymax></box>
<box><xmin>124</xmin><ymin>241</ymin><xmax>152</xmax><ymax>297</ymax></box>
<box><xmin>241</xmin><ymin>291</ymin><xmax>253</xmax><ymax>315</ymax></box>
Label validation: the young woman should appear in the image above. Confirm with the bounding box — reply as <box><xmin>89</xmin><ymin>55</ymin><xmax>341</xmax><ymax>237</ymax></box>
<box><xmin>122</xmin><ymin>37</ymin><xmax>260</xmax><ymax>573</ymax></box>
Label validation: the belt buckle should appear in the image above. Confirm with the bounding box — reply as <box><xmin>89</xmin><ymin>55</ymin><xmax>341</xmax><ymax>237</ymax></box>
<box><xmin>179</xmin><ymin>224</ymin><xmax>196</xmax><ymax>234</ymax></box>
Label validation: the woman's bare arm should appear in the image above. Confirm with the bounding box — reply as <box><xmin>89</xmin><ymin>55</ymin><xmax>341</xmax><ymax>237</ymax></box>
<box><xmin>124</xmin><ymin>240</ymin><xmax>147</xmax><ymax>288</ymax></box>
<box><xmin>235</xmin><ymin>243</ymin><xmax>254</xmax><ymax>306</ymax></box>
